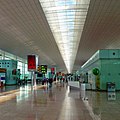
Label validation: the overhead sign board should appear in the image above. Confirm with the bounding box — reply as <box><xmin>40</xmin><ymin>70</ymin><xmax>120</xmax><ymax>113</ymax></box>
<box><xmin>51</xmin><ymin>67</ymin><xmax>55</xmax><ymax>74</ymax></box>
<box><xmin>27</xmin><ymin>55</ymin><xmax>36</xmax><ymax>71</ymax></box>
<box><xmin>41</xmin><ymin>65</ymin><xmax>47</xmax><ymax>74</ymax></box>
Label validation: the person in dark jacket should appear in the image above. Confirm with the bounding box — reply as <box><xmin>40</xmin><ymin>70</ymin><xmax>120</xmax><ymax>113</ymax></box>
<box><xmin>49</xmin><ymin>78</ymin><xmax>53</xmax><ymax>88</ymax></box>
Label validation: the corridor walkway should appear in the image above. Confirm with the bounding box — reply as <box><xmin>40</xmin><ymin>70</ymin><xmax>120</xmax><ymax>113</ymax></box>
<box><xmin>0</xmin><ymin>84</ymin><xmax>92</xmax><ymax>120</ymax></box>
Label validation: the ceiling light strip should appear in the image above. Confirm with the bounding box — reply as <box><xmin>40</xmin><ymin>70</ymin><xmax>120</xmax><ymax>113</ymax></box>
<box><xmin>39</xmin><ymin>0</ymin><xmax>90</xmax><ymax>73</ymax></box>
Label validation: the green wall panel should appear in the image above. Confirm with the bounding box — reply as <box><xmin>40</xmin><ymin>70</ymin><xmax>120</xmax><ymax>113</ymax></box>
<box><xmin>80</xmin><ymin>49</ymin><xmax>120</xmax><ymax>91</ymax></box>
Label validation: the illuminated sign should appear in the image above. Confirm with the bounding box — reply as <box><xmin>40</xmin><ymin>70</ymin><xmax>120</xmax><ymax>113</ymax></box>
<box><xmin>62</xmin><ymin>73</ymin><xmax>65</xmax><ymax>76</ymax></box>
<box><xmin>41</xmin><ymin>65</ymin><xmax>47</xmax><ymax>74</ymax></box>
<box><xmin>37</xmin><ymin>65</ymin><xmax>41</xmax><ymax>72</ymax></box>
<box><xmin>27</xmin><ymin>55</ymin><xmax>36</xmax><ymax>71</ymax></box>
<box><xmin>51</xmin><ymin>68</ymin><xmax>55</xmax><ymax>74</ymax></box>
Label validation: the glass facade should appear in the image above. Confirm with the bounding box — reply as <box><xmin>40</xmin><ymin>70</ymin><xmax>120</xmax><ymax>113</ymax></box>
<box><xmin>0</xmin><ymin>49</ymin><xmax>29</xmax><ymax>79</ymax></box>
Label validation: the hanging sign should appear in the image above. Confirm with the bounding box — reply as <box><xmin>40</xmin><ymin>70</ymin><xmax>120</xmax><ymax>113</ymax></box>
<box><xmin>51</xmin><ymin>68</ymin><xmax>55</xmax><ymax>74</ymax></box>
<box><xmin>41</xmin><ymin>65</ymin><xmax>47</xmax><ymax>74</ymax></box>
<box><xmin>27</xmin><ymin>55</ymin><xmax>36</xmax><ymax>71</ymax></box>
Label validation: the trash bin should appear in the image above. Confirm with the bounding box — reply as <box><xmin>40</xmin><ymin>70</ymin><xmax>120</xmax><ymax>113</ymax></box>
<box><xmin>107</xmin><ymin>82</ymin><xmax>115</xmax><ymax>92</ymax></box>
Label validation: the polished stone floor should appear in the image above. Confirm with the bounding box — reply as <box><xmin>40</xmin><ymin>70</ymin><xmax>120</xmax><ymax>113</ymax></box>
<box><xmin>85</xmin><ymin>91</ymin><xmax>120</xmax><ymax>120</ymax></box>
<box><xmin>0</xmin><ymin>84</ymin><xmax>120</xmax><ymax>120</ymax></box>
<box><xmin>0</xmin><ymin>84</ymin><xmax>92</xmax><ymax>120</ymax></box>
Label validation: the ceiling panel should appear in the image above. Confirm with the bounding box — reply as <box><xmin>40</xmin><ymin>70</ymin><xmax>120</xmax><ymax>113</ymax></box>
<box><xmin>74</xmin><ymin>0</ymin><xmax>120</xmax><ymax>71</ymax></box>
<box><xmin>1</xmin><ymin>0</ymin><xmax>120</xmax><ymax>73</ymax></box>
<box><xmin>0</xmin><ymin>0</ymin><xmax>66</xmax><ymax>71</ymax></box>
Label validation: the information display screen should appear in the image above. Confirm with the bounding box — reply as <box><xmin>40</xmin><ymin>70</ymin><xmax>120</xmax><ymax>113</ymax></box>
<box><xmin>27</xmin><ymin>55</ymin><xmax>36</xmax><ymax>71</ymax></box>
<box><xmin>41</xmin><ymin>65</ymin><xmax>47</xmax><ymax>74</ymax></box>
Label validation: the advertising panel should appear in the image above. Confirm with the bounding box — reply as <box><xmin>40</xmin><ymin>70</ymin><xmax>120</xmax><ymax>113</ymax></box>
<box><xmin>27</xmin><ymin>55</ymin><xmax>36</xmax><ymax>71</ymax></box>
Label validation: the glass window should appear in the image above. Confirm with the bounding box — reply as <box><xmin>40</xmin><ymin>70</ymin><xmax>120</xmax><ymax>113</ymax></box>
<box><xmin>0</xmin><ymin>49</ymin><xmax>30</xmax><ymax>80</ymax></box>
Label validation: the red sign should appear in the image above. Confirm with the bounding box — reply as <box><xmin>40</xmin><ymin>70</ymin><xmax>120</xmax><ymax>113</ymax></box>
<box><xmin>27</xmin><ymin>55</ymin><xmax>36</xmax><ymax>71</ymax></box>
<box><xmin>62</xmin><ymin>73</ymin><xmax>65</xmax><ymax>76</ymax></box>
<box><xmin>51</xmin><ymin>68</ymin><xmax>55</xmax><ymax>74</ymax></box>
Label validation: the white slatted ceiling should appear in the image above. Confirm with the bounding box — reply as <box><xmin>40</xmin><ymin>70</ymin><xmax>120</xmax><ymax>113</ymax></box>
<box><xmin>0</xmin><ymin>0</ymin><xmax>66</xmax><ymax>71</ymax></box>
<box><xmin>0</xmin><ymin>0</ymin><xmax>120</xmax><ymax>72</ymax></box>
<box><xmin>74</xmin><ymin>0</ymin><xmax>120</xmax><ymax>71</ymax></box>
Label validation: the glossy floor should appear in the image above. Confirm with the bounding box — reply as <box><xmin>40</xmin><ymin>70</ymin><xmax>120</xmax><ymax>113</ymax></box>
<box><xmin>0</xmin><ymin>84</ymin><xmax>92</xmax><ymax>120</ymax></box>
<box><xmin>85</xmin><ymin>91</ymin><xmax>120</xmax><ymax>120</ymax></box>
<box><xmin>0</xmin><ymin>84</ymin><xmax>119</xmax><ymax>120</ymax></box>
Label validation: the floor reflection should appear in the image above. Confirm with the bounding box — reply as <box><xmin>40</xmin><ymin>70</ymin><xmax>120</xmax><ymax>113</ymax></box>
<box><xmin>16</xmin><ymin>86</ymin><xmax>31</xmax><ymax>102</ymax></box>
<box><xmin>85</xmin><ymin>91</ymin><xmax>120</xmax><ymax>120</ymax></box>
<box><xmin>49</xmin><ymin>90</ymin><xmax>54</xmax><ymax>101</ymax></box>
<box><xmin>107</xmin><ymin>92</ymin><xmax>116</xmax><ymax>101</ymax></box>
<box><xmin>0</xmin><ymin>84</ymin><xmax>93</xmax><ymax>120</ymax></box>
<box><xmin>0</xmin><ymin>85</ymin><xmax>19</xmax><ymax>93</ymax></box>
<box><xmin>2</xmin><ymin>84</ymin><xmax>120</xmax><ymax>120</ymax></box>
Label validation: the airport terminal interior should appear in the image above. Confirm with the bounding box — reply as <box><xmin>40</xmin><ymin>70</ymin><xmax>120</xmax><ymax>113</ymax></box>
<box><xmin>0</xmin><ymin>0</ymin><xmax>120</xmax><ymax>120</ymax></box>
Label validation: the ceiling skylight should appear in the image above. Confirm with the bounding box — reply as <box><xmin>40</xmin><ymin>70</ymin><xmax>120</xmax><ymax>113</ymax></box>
<box><xmin>39</xmin><ymin>0</ymin><xmax>90</xmax><ymax>73</ymax></box>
